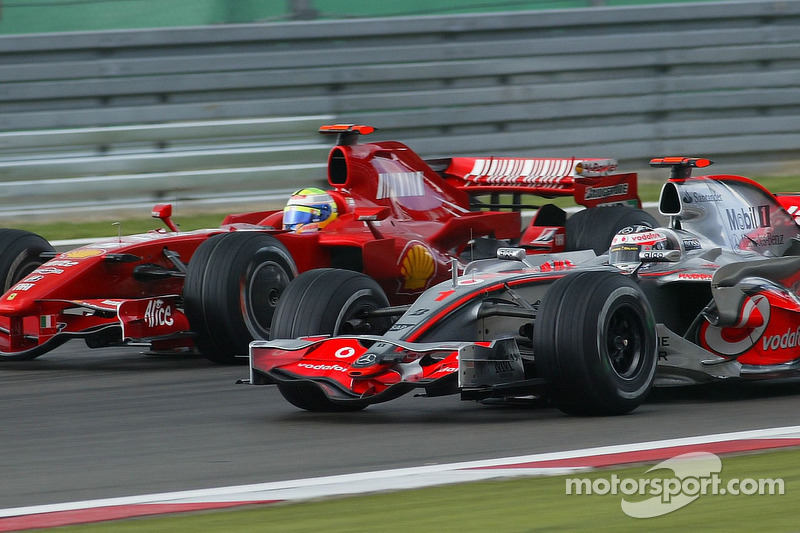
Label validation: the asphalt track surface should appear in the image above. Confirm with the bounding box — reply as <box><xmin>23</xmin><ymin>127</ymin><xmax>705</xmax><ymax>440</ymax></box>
<box><xmin>3</xmin><ymin>342</ymin><xmax>800</xmax><ymax>511</ymax></box>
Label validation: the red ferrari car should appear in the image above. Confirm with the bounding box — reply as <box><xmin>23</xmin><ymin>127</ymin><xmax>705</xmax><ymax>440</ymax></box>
<box><xmin>0</xmin><ymin>124</ymin><xmax>649</xmax><ymax>363</ymax></box>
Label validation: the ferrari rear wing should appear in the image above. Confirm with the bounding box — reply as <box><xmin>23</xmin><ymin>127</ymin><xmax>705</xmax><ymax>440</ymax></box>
<box><xmin>436</xmin><ymin>156</ymin><xmax>640</xmax><ymax>208</ymax></box>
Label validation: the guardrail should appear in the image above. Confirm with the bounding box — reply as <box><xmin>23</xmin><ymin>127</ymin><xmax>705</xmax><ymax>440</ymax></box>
<box><xmin>0</xmin><ymin>1</ymin><xmax>799</xmax><ymax>220</ymax></box>
<box><xmin>0</xmin><ymin>116</ymin><xmax>332</xmax><ymax>219</ymax></box>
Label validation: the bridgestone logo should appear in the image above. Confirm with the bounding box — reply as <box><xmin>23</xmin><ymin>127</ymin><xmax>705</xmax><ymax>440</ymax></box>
<box><xmin>584</xmin><ymin>184</ymin><xmax>628</xmax><ymax>200</ymax></box>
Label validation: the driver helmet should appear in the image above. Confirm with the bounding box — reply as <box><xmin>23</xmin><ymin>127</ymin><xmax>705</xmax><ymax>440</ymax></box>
<box><xmin>609</xmin><ymin>228</ymin><xmax>679</xmax><ymax>267</ymax></box>
<box><xmin>282</xmin><ymin>187</ymin><xmax>338</xmax><ymax>233</ymax></box>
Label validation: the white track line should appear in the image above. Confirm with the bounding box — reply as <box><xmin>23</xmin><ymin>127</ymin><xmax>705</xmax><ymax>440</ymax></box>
<box><xmin>2</xmin><ymin>424</ymin><xmax>800</xmax><ymax>519</ymax></box>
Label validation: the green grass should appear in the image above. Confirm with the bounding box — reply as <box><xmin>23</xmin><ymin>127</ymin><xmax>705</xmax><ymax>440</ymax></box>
<box><xmin>41</xmin><ymin>446</ymin><xmax>800</xmax><ymax>532</ymax></box>
<box><xmin>753</xmin><ymin>176</ymin><xmax>800</xmax><ymax>194</ymax></box>
<box><xmin>15</xmin><ymin>213</ymin><xmax>230</xmax><ymax>242</ymax></box>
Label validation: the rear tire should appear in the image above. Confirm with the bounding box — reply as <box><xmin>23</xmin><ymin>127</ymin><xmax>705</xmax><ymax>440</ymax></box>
<box><xmin>184</xmin><ymin>232</ymin><xmax>297</xmax><ymax>364</ymax></box>
<box><xmin>272</xmin><ymin>269</ymin><xmax>392</xmax><ymax>412</ymax></box>
<box><xmin>0</xmin><ymin>229</ymin><xmax>54</xmax><ymax>291</ymax></box>
<box><xmin>533</xmin><ymin>270</ymin><xmax>657</xmax><ymax>416</ymax></box>
<box><xmin>565</xmin><ymin>206</ymin><xmax>657</xmax><ymax>254</ymax></box>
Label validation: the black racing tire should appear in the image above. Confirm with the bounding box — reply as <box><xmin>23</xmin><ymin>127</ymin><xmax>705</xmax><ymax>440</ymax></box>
<box><xmin>533</xmin><ymin>270</ymin><xmax>657</xmax><ymax>416</ymax></box>
<box><xmin>271</xmin><ymin>268</ymin><xmax>392</xmax><ymax>339</ymax></box>
<box><xmin>271</xmin><ymin>268</ymin><xmax>392</xmax><ymax>412</ymax></box>
<box><xmin>277</xmin><ymin>383</ymin><xmax>367</xmax><ymax>413</ymax></box>
<box><xmin>184</xmin><ymin>232</ymin><xmax>297</xmax><ymax>364</ymax></box>
<box><xmin>565</xmin><ymin>206</ymin><xmax>658</xmax><ymax>255</ymax></box>
<box><xmin>0</xmin><ymin>229</ymin><xmax>54</xmax><ymax>292</ymax></box>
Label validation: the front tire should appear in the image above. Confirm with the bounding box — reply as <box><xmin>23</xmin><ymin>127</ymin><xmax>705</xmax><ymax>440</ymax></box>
<box><xmin>278</xmin><ymin>383</ymin><xmax>367</xmax><ymax>413</ymax></box>
<box><xmin>272</xmin><ymin>268</ymin><xmax>392</xmax><ymax>412</ymax></box>
<box><xmin>0</xmin><ymin>229</ymin><xmax>54</xmax><ymax>291</ymax></box>
<box><xmin>533</xmin><ymin>270</ymin><xmax>657</xmax><ymax>416</ymax></box>
<box><xmin>184</xmin><ymin>232</ymin><xmax>297</xmax><ymax>364</ymax></box>
<box><xmin>271</xmin><ymin>268</ymin><xmax>392</xmax><ymax>339</ymax></box>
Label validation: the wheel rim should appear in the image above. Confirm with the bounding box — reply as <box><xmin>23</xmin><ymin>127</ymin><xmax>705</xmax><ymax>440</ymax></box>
<box><xmin>336</xmin><ymin>302</ymin><xmax>378</xmax><ymax>335</ymax></box>
<box><xmin>605</xmin><ymin>305</ymin><xmax>644</xmax><ymax>379</ymax></box>
<box><xmin>332</xmin><ymin>288</ymin><xmax>385</xmax><ymax>335</ymax></box>
<box><xmin>244</xmin><ymin>260</ymin><xmax>291</xmax><ymax>337</ymax></box>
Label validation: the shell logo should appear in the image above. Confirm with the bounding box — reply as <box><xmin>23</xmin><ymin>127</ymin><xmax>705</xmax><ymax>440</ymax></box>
<box><xmin>62</xmin><ymin>248</ymin><xmax>105</xmax><ymax>259</ymax></box>
<box><xmin>399</xmin><ymin>243</ymin><xmax>435</xmax><ymax>291</ymax></box>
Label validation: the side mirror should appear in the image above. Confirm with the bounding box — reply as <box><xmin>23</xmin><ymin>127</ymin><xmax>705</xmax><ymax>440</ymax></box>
<box><xmin>152</xmin><ymin>203</ymin><xmax>179</xmax><ymax>232</ymax></box>
<box><xmin>354</xmin><ymin>206</ymin><xmax>390</xmax><ymax>222</ymax></box>
<box><xmin>354</xmin><ymin>206</ymin><xmax>390</xmax><ymax>240</ymax></box>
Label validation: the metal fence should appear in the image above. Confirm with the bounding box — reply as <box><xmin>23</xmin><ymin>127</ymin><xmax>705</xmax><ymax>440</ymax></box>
<box><xmin>1</xmin><ymin>0</ymin><xmax>799</xmax><ymax>220</ymax></box>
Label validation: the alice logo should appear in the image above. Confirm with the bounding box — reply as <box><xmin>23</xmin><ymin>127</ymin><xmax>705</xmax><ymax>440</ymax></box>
<box><xmin>144</xmin><ymin>299</ymin><xmax>173</xmax><ymax>327</ymax></box>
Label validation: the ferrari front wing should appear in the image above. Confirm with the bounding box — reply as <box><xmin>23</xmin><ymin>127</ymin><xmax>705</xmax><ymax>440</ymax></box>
<box><xmin>0</xmin><ymin>295</ymin><xmax>192</xmax><ymax>358</ymax></box>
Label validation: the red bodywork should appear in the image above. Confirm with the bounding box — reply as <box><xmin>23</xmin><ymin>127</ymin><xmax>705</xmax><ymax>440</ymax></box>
<box><xmin>250</xmin><ymin>336</ymin><xmax>465</xmax><ymax>401</ymax></box>
<box><xmin>0</xmin><ymin>124</ymin><xmax>640</xmax><ymax>358</ymax></box>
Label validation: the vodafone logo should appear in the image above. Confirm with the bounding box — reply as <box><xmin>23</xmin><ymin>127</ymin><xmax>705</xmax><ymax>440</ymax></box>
<box><xmin>335</xmin><ymin>347</ymin><xmax>356</xmax><ymax>358</ymax></box>
<box><xmin>702</xmin><ymin>295</ymin><xmax>769</xmax><ymax>356</ymax></box>
<box><xmin>614</xmin><ymin>231</ymin><xmax>663</xmax><ymax>244</ymax></box>
<box><xmin>762</xmin><ymin>327</ymin><xmax>800</xmax><ymax>351</ymax></box>
<box><xmin>297</xmin><ymin>363</ymin><xmax>348</xmax><ymax>372</ymax></box>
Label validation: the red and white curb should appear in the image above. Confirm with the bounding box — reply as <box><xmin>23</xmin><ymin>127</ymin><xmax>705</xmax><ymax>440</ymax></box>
<box><xmin>2</xmin><ymin>424</ymin><xmax>800</xmax><ymax>531</ymax></box>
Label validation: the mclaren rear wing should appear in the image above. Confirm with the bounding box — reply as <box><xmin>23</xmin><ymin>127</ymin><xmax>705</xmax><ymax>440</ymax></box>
<box><xmin>433</xmin><ymin>156</ymin><xmax>640</xmax><ymax>209</ymax></box>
